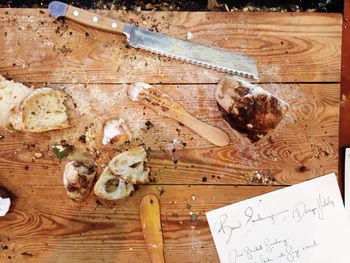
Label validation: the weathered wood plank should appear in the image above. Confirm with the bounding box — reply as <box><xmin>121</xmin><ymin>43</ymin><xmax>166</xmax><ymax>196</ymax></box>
<box><xmin>0</xmin><ymin>83</ymin><xmax>339</xmax><ymax>186</ymax></box>
<box><xmin>0</xmin><ymin>10</ymin><xmax>342</xmax><ymax>84</ymax></box>
<box><xmin>0</xmin><ymin>184</ymin><xmax>281</xmax><ymax>263</ymax></box>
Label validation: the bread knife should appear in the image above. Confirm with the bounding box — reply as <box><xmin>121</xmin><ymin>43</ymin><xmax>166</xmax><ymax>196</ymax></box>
<box><xmin>48</xmin><ymin>1</ymin><xmax>259</xmax><ymax>80</ymax></box>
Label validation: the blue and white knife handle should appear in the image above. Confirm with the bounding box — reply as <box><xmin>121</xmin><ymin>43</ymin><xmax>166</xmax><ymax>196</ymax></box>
<box><xmin>48</xmin><ymin>1</ymin><xmax>128</xmax><ymax>36</ymax></box>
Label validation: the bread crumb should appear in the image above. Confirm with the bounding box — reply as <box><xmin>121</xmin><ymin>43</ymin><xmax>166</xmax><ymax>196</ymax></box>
<box><xmin>186</xmin><ymin>32</ymin><xmax>194</xmax><ymax>40</ymax></box>
<box><xmin>34</xmin><ymin>152</ymin><xmax>43</xmax><ymax>158</ymax></box>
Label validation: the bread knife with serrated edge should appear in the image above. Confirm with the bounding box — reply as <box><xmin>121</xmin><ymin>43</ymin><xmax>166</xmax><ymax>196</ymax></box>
<box><xmin>48</xmin><ymin>1</ymin><xmax>259</xmax><ymax>80</ymax></box>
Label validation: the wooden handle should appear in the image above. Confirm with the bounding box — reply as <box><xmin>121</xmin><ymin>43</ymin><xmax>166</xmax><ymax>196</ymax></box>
<box><xmin>140</xmin><ymin>195</ymin><xmax>165</xmax><ymax>263</ymax></box>
<box><xmin>65</xmin><ymin>5</ymin><xmax>125</xmax><ymax>34</ymax></box>
<box><xmin>175</xmin><ymin>112</ymin><xmax>230</xmax><ymax>147</ymax></box>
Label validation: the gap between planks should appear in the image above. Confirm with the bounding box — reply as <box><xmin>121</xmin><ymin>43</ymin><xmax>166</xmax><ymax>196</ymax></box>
<box><xmin>16</xmin><ymin>81</ymin><xmax>342</xmax><ymax>85</ymax></box>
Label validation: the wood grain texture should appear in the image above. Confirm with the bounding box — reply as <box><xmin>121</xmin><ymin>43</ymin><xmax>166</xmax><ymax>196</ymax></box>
<box><xmin>0</xmin><ymin>83</ymin><xmax>339</xmax><ymax>187</ymax></box>
<box><xmin>0</xmin><ymin>9</ymin><xmax>342</xmax><ymax>84</ymax></box>
<box><xmin>0</xmin><ymin>183</ymin><xmax>280</xmax><ymax>263</ymax></box>
<box><xmin>140</xmin><ymin>194</ymin><xmax>165</xmax><ymax>263</ymax></box>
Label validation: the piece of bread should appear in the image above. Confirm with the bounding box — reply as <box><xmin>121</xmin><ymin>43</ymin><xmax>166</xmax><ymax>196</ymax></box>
<box><xmin>63</xmin><ymin>151</ymin><xmax>97</xmax><ymax>202</ymax></box>
<box><xmin>94</xmin><ymin>167</ymin><xmax>134</xmax><ymax>200</ymax></box>
<box><xmin>0</xmin><ymin>186</ymin><xmax>13</xmax><ymax>217</ymax></box>
<box><xmin>215</xmin><ymin>78</ymin><xmax>289</xmax><ymax>142</ymax></box>
<box><xmin>102</xmin><ymin>118</ymin><xmax>132</xmax><ymax>146</ymax></box>
<box><xmin>108</xmin><ymin>146</ymin><xmax>150</xmax><ymax>184</ymax></box>
<box><xmin>0</xmin><ymin>75</ymin><xmax>33</xmax><ymax>128</ymax></box>
<box><xmin>9</xmin><ymin>87</ymin><xmax>70</xmax><ymax>132</ymax></box>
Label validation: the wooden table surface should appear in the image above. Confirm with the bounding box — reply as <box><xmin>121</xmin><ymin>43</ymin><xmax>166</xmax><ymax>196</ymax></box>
<box><xmin>0</xmin><ymin>9</ymin><xmax>342</xmax><ymax>262</ymax></box>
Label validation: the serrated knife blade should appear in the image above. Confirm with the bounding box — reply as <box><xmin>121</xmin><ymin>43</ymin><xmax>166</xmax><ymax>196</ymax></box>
<box><xmin>48</xmin><ymin>1</ymin><xmax>259</xmax><ymax>80</ymax></box>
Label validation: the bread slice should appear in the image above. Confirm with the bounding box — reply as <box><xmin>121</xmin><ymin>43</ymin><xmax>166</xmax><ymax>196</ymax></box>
<box><xmin>108</xmin><ymin>146</ymin><xmax>150</xmax><ymax>184</ymax></box>
<box><xmin>94</xmin><ymin>167</ymin><xmax>134</xmax><ymax>200</ymax></box>
<box><xmin>0</xmin><ymin>75</ymin><xmax>33</xmax><ymax>128</ymax></box>
<box><xmin>63</xmin><ymin>151</ymin><xmax>97</xmax><ymax>202</ymax></box>
<box><xmin>9</xmin><ymin>87</ymin><xmax>70</xmax><ymax>132</ymax></box>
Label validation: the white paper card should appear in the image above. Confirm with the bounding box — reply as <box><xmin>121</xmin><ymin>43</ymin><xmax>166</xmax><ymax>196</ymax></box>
<box><xmin>345</xmin><ymin>148</ymin><xmax>350</xmax><ymax>220</ymax></box>
<box><xmin>206</xmin><ymin>173</ymin><xmax>350</xmax><ymax>263</ymax></box>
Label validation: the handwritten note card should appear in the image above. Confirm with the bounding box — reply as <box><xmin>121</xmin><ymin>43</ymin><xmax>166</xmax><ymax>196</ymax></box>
<box><xmin>206</xmin><ymin>173</ymin><xmax>350</xmax><ymax>263</ymax></box>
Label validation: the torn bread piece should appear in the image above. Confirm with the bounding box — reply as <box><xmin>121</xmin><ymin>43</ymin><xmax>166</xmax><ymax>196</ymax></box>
<box><xmin>9</xmin><ymin>87</ymin><xmax>70</xmax><ymax>132</ymax></box>
<box><xmin>0</xmin><ymin>186</ymin><xmax>13</xmax><ymax>217</ymax></box>
<box><xmin>108</xmin><ymin>146</ymin><xmax>150</xmax><ymax>184</ymax></box>
<box><xmin>0</xmin><ymin>75</ymin><xmax>33</xmax><ymax>129</ymax></box>
<box><xmin>0</xmin><ymin>197</ymin><xmax>10</xmax><ymax>217</ymax></box>
<box><xmin>63</xmin><ymin>151</ymin><xmax>97</xmax><ymax>202</ymax></box>
<box><xmin>102</xmin><ymin>118</ymin><xmax>132</xmax><ymax>146</ymax></box>
<box><xmin>94</xmin><ymin>167</ymin><xmax>134</xmax><ymax>200</ymax></box>
<box><xmin>215</xmin><ymin>78</ymin><xmax>289</xmax><ymax>142</ymax></box>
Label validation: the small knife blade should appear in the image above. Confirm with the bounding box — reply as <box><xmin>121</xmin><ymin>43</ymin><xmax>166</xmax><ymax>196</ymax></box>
<box><xmin>48</xmin><ymin>1</ymin><xmax>259</xmax><ymax>80</ymax></box>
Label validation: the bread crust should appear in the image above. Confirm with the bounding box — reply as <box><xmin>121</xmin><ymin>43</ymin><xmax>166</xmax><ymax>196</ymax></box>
<box><xmin>93</xmin><ymin>167</ymin><xmax>134</xmax><ymax>200</ymax></box>
<box><xmin>63</xmin><ymin>151</ymin><xmax>97</xmax><ymax>202</ymax></box>
<box><xmin>108</xmin><ymin>146</ymin><xmax>150</xmax><ymax>184</ymax></box>
<box><xmin>215</xmin><ymin>78</ymin><xmax>289</xmax><ymax>142</ymax></box>
<box><xmin>9</xmin><ymin>87</ymin><xmax>70</xmax><ymax>132</ymax></box>
<box><xmin>0</xmin><ymin>75</ymin><xmax>33</xmax><ymax>129</ymax></box>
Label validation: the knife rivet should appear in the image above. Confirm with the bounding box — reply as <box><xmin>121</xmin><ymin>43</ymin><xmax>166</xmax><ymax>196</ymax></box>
<box><xmin>111</xmin><ymin>22</ymin><xmax>117</xmax><ymax>28</ymax></box>
<box><xmin>73</xmin><ymin>10</ymin><xmax>79</xmax><ymax>16</ymax></box>
<box><xmin>92</xmin><ymin>16</ymin><xmax>98</xmax><ymax>23</ymax></box>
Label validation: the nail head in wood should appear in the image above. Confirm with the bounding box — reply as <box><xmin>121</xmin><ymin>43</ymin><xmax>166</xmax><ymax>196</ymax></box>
<box><xmin>92</xmin><ymin>16</ymin><xmax>98</xmax><ymax>22</ymax></box>
<box><xmin>73</xmin><ymin>10</ymin><xmax>79</xmax><ymax>16</ymax></box>
<box><xmin>112</xmin><ymin>22</ymin><xmax>117</xmax><ymax>28</ymax></box>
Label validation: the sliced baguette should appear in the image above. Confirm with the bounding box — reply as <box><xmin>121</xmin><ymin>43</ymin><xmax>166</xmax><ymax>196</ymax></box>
<box><xmin>108</xmin><ymin>146</ymin><xmax>150</xmax><ymax>184</ymax></box>
<box><xmin>9</xmin><ymin>87</ymin><xmax>70</xmax><ymax>132</ymax></box>
<box><xmin>0</xmin><ymin>75</ymin><xmax>33</xmax><ymax>129</ymax></box>
<box><xmin>94</xmin><ymin>167</ymin><xmax>134</xmax><ymax>200</ymax></box>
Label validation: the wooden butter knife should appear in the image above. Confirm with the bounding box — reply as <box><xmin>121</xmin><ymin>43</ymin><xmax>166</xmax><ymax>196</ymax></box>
<box><xmin>128</xmin><ymin>82</ymin><xmax>230</xmax><ymax>147</ymax></box>
<box><xmin>140</xmin><ymin>194</ymin><xmax>165</xmax><ymax>263</ymax></box>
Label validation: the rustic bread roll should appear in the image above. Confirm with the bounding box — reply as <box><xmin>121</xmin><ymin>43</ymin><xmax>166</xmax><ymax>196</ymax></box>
<box><xmin>0</xmin><ymin>75</ymin><xmax>33</xmax><ymax>128</ymax></box>
<box><xmin>63</xmin><ymin>151</ymin><xmax>97</xmax><ymax>202</ymax></box>
<box><xmin>9</xmin><ymin>87</ymin><xmax>70</xmax><ymax>132</ymax></box>
<box><xmin>94</xmin><ymin>167</ymin><xmax>134</xmax><ymax>200</ymax></box>
<box><xmin>108</xmin><ymin>146</ymin><xmax>150</xmax><ymax>184</ymax></box>
<box><xmin>215</xmin><ymin>78</ymin><xmax>289</xmax><ymax>142</ymax></box>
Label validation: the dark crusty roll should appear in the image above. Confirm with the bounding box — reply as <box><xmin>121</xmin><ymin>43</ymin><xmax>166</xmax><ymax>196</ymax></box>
<box><xmin>215</xmin><ymin>78</ymin><xmax>289</xmax><ymax>142</ymax></box>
